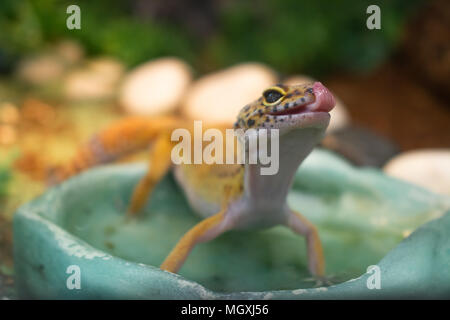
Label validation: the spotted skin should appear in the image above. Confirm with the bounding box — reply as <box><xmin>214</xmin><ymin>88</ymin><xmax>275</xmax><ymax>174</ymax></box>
<box><xmin>234</xmin><ymin>83</ymin><xmax>316</xmax><ymax>130</ymax></box>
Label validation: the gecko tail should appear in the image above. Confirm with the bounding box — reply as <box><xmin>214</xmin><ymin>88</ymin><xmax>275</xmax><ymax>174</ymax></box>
<box><xmin>46</xmin><ymin>141</ymin><xmax>117</xmax><ymax>185</ymax></box>
<box><xmin>46</xmin><ymin>116</ymin><xmax>183</xmax><ymax>186</ymax></box>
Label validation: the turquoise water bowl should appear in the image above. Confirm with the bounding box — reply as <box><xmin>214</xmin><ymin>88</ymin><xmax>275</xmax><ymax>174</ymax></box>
<box><xmin>13</xmin><ymin>150</ymin><xmax>450</xmax><ymax>299</ymax></box>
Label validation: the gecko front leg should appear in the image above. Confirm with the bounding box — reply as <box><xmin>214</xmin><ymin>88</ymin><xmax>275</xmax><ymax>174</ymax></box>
<box><xmin>160</xmin><ymin>208</ymin><xmax>232</xmax><ymax>273</ymax></box>
<box><xmin>127</xmin><ymin>132</ymin><xmax>173</xmax><ymax>215</ymax></box>
<box><xmin>285</xmin><ymin>209</ymin><xmax>328</xmax><ymax>284</ymax></box>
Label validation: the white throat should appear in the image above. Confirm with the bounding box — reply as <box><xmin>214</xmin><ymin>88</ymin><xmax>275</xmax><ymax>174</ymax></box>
<box><xmin>243</xmin><ymin>126</ymin><xmax>326</xmax><ymax>211</ymax></box>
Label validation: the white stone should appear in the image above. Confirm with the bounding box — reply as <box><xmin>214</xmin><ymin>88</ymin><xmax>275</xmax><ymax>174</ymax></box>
<box><xmin>283</xmin><ymin>75</ymin><xmax>315</xmax><ymax>86</ymax></box>
<box><xmin>16</xmin><ymin>54</ymin><xmax>66</xmax><ymax>86</ymax></box>
<box><xmin>327</xmin><ymin>95</ymin><xmax>350</xmax><ymax>132</ymax></box>
<box><xmin>119</xmin><ymin>57</ymin><xmax>192</xmax><ymax>115</ymax></box>
<box><xmin>55</xmin><ymin>40</ymin><xmax>84</xmax><ymax>65</ymax></box>
<box><xmin>63</xmin><ymin>57</ymin><xmax>124</xmax><ymax>101</ymax></box>
<box><xmin>181</xmin><ymin>63</ymin><xmax>277</xmax><ymax>125</ymax></box>
<box><xmin>383</xmin><ymin>149</ymin><xmax>450</xmax><ymax>196</ymax></box>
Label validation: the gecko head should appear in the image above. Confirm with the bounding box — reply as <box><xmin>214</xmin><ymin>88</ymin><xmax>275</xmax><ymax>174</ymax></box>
<box><xmin>233</xmin><ymin>82</ymin><xmax>335</xmax><ymax>134</ymax></box>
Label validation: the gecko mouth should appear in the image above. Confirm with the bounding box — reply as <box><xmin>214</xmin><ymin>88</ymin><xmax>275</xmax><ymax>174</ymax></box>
<box><xmin>267</xmin><ymin>82</ymin><xmax>335</xmax><ymax>118</ymax></box>
<box><xmin>268</xmin><ymin>103</ymin><xmax>310</xmax><ymax>116</ymax></box>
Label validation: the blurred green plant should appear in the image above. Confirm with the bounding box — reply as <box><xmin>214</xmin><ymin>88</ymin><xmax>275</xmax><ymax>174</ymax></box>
<box><xmin>212</xmin><ymin>0</ymin><xmax>424</xmax><ymax>75</ymax></box>
<box><xmin>0</xmin><ymin>0</ymin><xmax>424</xmax><ymax>76</ymax></box>
<box><xmin>0</xmin><ymin>156</ymin><xmax>13</xmax><ymax>203</ymax></box>
<box><xmin>0</xmin><ymin>169</ymin><xmax>10</xmax><ymax>200</ymax></box>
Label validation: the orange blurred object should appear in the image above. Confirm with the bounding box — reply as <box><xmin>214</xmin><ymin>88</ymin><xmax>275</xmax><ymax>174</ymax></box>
<box><xmin>0</xmin><ymin>125</ymin><xmax>17</xmax><ymax>145</ymax></box>
<box><xmin>0</xmin><ymin>103</ymin><xmax>20</xmax><ymax>125</ymax></box>
<box><xmin>21</xmin><ymin>98</ymin><xmax>57</xmax><ymax>127</ymax></box>
<box><xmin>13</xmin><ymin>152</ymin><xmax>47</xmax><ymax>181</ymax></box>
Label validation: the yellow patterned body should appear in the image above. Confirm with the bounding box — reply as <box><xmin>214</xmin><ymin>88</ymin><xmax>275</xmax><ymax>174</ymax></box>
<box><xmin>172</xmin><ymin>125</ymin><xmax>245</xmax><ymax>216</ymax></box>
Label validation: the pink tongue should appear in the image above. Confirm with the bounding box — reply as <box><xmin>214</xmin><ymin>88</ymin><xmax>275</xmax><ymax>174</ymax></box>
<box><xmin>313</xmin><ymin>82</ymin><xmax>336</xmax><ymax>112</ymax></box>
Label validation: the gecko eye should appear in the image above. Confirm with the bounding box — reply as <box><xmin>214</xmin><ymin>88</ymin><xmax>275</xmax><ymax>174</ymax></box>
<box><xmin>262</xmin><ymin>88</ymin><xmax>285</xmax><ymax>106</ymax></box>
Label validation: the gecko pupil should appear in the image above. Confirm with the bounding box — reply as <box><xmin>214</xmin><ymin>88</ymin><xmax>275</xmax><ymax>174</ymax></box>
<box><xmin>264</xmin><ymin>90</ymin><xmax>283</xmax><ymax>103</ymax></box>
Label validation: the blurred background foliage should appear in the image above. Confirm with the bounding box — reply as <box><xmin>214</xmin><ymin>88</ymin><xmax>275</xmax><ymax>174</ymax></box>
<box><xmin>0</xmin><ymin>0</ymin><xmax>425</xmax><ymax>76</ymax></box>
